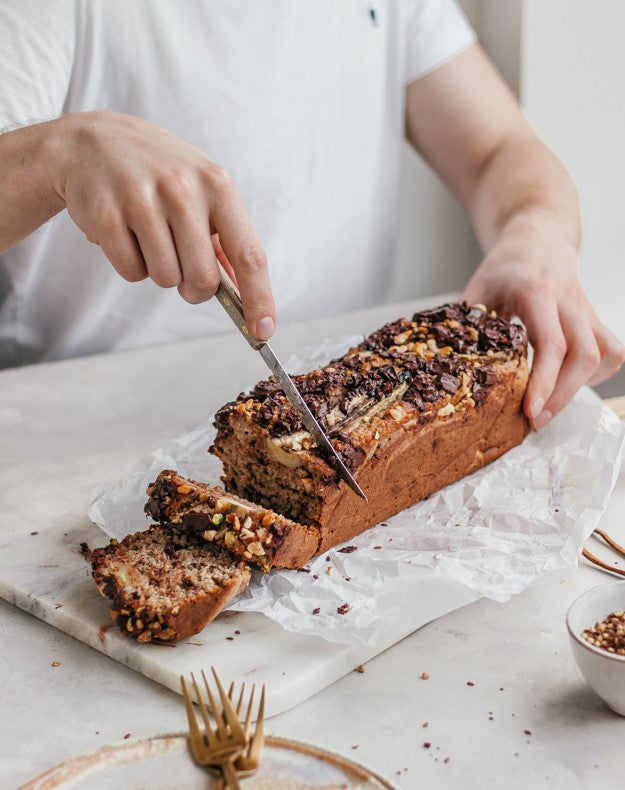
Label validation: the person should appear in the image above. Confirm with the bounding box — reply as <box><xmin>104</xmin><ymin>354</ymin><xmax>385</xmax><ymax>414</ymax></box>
<box><xmin>1</xmin><ymin>0</ymin><xmax>623</xmax><ymax>431</ymax></box>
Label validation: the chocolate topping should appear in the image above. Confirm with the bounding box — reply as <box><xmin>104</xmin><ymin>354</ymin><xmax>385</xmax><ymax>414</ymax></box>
<box><xmin>213</xmin><ymin>303</ymin><xmax>527</xmax><ymax>470</ymax></box>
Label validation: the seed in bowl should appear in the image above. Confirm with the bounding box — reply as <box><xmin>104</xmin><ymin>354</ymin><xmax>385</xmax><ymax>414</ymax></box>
<box><xmin>582</xmin><ymin>609</ymin><xmax>625</xmax><ymax>655</ymax></box>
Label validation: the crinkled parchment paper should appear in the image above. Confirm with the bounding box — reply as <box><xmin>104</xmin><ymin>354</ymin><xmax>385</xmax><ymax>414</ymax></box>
<box><xmin>88</xmin><ymin>336</ymin><xmax>625</xmax><ymax>647</ymax></box>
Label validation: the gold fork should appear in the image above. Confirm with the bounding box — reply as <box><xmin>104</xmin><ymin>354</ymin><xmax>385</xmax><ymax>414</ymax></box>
<box><xmin>225</xmin><ymin>681</ymin><xmax>266</xmax><ymax>778</ymax></box>
<box><xmin>180</xmin><ymin>667</ymin><xmax>248</xmax><ymax>789</ymax></box>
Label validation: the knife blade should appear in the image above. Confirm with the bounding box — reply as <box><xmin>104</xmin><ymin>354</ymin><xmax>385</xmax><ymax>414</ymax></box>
<box><xmin>214</xmin><ymin>269</ymin><xmax>367</xmax><ymax>501</ymax></box>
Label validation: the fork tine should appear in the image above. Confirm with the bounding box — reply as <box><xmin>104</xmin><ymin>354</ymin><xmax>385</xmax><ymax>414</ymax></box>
<box><xmin>180</xmin><ymin>676</ymin><xmax>205</xmax><ymax>754</ymax></box>
<box><xmin>249</xmin><ymin>685</ymin><xmax>266</xmax><ymax>763</ymax></box>
<box><xmin>223</xmin><ymin>681</ymin><xmax>236</xmax><ymax>727</ymax></box>
<box><xmin>243</xmin><ymin>684</ymin><xmax>256</xmax><ymax>739</ymax></box>
<box><xmin>235</xmin><ymin>682</ymin><xmax>246</xmax><ymax>718</ymax></box>
<box><xmin>211</xmin><ymin>666</ymin><xmax>245</xmax><ymax>739</ymax></box>
<box><xmin>190</xmin><ymin>672</ymin><xmax>215</xmax><ymax>747</ymax></box>
<box><xmin>201</xmin><ymin>669</ymin><xmax>228</xmax><ymax>739</ymax></box>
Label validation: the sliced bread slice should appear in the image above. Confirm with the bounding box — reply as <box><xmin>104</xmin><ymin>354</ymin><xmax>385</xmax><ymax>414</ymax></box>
<box><xmin>90</xmin><ymin>525</ymin><xmax>250</xmax><ymax>643</ymax></box>
<box><xmin>145</xmin><ymin>469</ymin><xmax>319</xmax><ymax>571</ymax></box>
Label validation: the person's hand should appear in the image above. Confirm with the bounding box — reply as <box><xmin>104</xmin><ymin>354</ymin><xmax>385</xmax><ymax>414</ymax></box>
<box><xmin>461</xmin><ymin>216</ymin><xmax>625</xmax><ymax>429</ymax></box>
<box><xmin>51</xmin><ymin>111</ymin><xmax>275</xmax><ymax>340</ymax></box>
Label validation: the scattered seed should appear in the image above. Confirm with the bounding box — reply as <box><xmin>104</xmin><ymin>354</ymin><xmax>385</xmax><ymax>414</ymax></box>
<box><xmin>422</xmin><ymin>722</ymin><xmax>429</xmax><ymax>728</ymax></box>
<box><xmin>444</xmin><ymin>757</ymin><xmax>450</xmax><ymax>764</ymax></box>
<box><xmin>226</xmin><ymin>637</ymin><xmax>234</xmax><ymax>641</ymax></box>
<box><xmin>338</xmin><ymin>546</ymin><xmax>358</xmax><ymax>554</ymax></box>
<box><xmin>123</xmin><ymin>733</ymin><xmax>131</xmax><ymax>740</ymax></box>
<box><xmin>312</xmin><ymin>574</ymin><xmax>319</xmax><ymax>580</ymax></box>
<box><xmin>466</xmin><ymin>681</ymin><xmax>475</xmax><ymax>686</ymax></box>
<box><xmin>351</xmin><ymin>744</ymin><xmax>359</xmax><ymax>750</ymax></box>
<box><xmin>524</xmin><ymin>729</ymin><xmax>532</xmax><ymax>736</ymax></box>
<box><xmin>234</xmin><ymin>630</ymin><xmax>240</xmax><ymax>635</ymax></box>
<box><xmin>337</xmin><ymin>603</ymin><xmax>351</xmax><ymax>615</ymax></box>
<box><xmin>312</xmin><ymin>607</ymin><xmax>321</xmax><ymax>615</ymax></box>
<box><xmin>30</xmin><ymin>531</ymin><xmax>39</xmax><ymax>536</ymax></box>
<box><xmin>51</xmin><ymin>661</ymin><xmax>60</xmax><ymax>667</ymax></box>
<box><xmin>420</xmin><ymin>672</ymin><xmax>430</xmax><ymax>680</ymax></box>
<box><xmin>423</xmin><ymin>742</ymin><xmax>431</xmax><ymax>749</ymax></box>
<box><xmin>356</xmin><ymin>664</ymin><xmax>365</xmax><ymax>673</ymax></box>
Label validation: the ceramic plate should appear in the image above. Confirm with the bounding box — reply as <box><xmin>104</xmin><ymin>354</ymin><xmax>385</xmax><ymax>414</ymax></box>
<box><xmin>21</xmin><ymin>733</ymin><xmax>398</xmax><ymax>789</ymax></box>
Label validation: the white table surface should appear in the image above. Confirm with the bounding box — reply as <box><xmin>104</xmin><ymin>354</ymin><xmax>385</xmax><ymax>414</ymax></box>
<box><xmin>2</xmin><ymin>295</ymin><xmax>625</xmax><ymax>790</ymax></box>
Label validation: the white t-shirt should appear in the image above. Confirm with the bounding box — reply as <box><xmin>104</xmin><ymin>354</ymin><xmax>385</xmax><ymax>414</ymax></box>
<box><xmin>0</xmin><ymin>0</ymin><xmax>475</xmax><ymax>367</ymax></box>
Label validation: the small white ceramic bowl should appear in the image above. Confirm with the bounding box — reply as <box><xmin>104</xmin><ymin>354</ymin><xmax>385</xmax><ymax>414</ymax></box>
<box><xmin>567</xmin><ymin>580</ymin><xmax>625</xmax><ymax>716</ymax></box>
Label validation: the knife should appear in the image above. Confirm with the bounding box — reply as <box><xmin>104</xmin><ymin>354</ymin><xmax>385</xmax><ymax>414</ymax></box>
<box><xmin>214</xmin><ymin>269</ymin><xmax>367</xmax><ymax>501</ymax></box>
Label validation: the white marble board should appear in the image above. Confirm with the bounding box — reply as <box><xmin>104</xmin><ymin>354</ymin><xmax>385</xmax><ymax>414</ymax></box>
<box><xmin>0</xmin><ymin>512</ymin><xmax>456</xmax><ymax>719</ymax></box>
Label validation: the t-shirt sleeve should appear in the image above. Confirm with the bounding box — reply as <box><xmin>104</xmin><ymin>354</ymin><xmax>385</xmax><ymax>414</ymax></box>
<box><xmin>404</xmin><ymin>0</ymin><xmax>477</xmax><ymax>84</ymax></box>
<box><xmin>0</xmin><ymin>0</ymin><xmax>75</xmax><ymax>131</ymax></box>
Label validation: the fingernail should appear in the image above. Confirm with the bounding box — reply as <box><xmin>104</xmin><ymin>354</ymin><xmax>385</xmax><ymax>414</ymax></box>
<box><xmin>533</xmin><ymin>409</ymin><xmax>553</xmax><ymax>430</ymax></box>
<box><xmin>256</xmin><ymin>316</ymin><xmax>275</xmax><ymax>341</ymax></box>
<box><xmin>530</xmin><ymin>397</ymin><xmax>545</xmax><ymax>419</ymax></box>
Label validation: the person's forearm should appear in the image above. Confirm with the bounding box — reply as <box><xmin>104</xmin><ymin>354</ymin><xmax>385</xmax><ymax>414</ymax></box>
<box><xmin>467</xmin><ymin>131</ymin><xmax>581</xmax><ymax>255</ymax></box>
<box><xmin>0</xmin><ymin>118</ymin><xmax>67</xmax><ymax>252</ymax></box>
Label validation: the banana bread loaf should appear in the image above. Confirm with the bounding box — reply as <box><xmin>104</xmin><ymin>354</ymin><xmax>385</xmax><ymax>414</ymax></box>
<box><xmin>211</xmin><ymin>302</ymin><xmax>529</xmax><ymax>552</ymax></box>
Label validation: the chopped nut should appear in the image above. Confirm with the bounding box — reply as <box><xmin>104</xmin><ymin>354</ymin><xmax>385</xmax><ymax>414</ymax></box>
<box><xmin>473</xmin><ymin>303</ymin><xmax>487</xmax><ymax>311</ymax></box>
<box><xmin>242</xmin><ymin>516</ymin><xmax>253</xmax><ymax>531</ymax></box>
<box><xmin>389</xmin><ymin>405</ymin><xmax>405</xmax><ymax>422</ymax></box>
<box><xmin>356</xmin><ymin>664</ymin><xmax>365</xmax><ymax>673</ymax></box>
<box><xmin>420</xmin><ymin>672</ymin><xmax>430</xmax><ymax>680</ymax></box>
<box><xmin>582</xmin><ymin>609</ymin><xmax>625</xmax><ymax>654</ymax></box>
<box><xmin>337</xmin><ymin>603</ymin><xmax>351</xmax><ymax>615</ymax></box>
<box><xmin>177</xmin><ymin>484</ymin><xmax>192</xmax><ymax>495</ymax></box>
<box><xmin>437</xmin><ymin>403</ymin><xmax>455</xmax><ymax>418</ymax></box>
<box><xmin>393</xmin><ymin>330</ymin><xmax>412</xmax><ymax>345</ymax></box>
<box><xmin>261</xmin><ymin>511</ymin><xmax>274</xmax><ymax>527</ymax></box>
<box><xmin>137</xmin><ymin>631</ymin><xmax>151</xmax><ymax>643</ymax></box>
<box><xmin>211</xmin><ymin>513</ymin><xmax>224</xmax><ymax>526</ymax></box>
<box><xmin>224</xmin><ymin>531</ymin><xmax>238</xmax><ymax>548</ymax></box>
<box><xmin>51</xmin><ymin>661</ymin><xmax>60</xmax><ymax>667</ymax></box>
<box><xmin>202</xmin><ymin>530</ymin><xmax>217</xmax><ymax>542</ymax></box>
<box><xmin>246</xmin><ymin>541</ymin><xmax>265</xmax><ymax>556</ymax></box>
